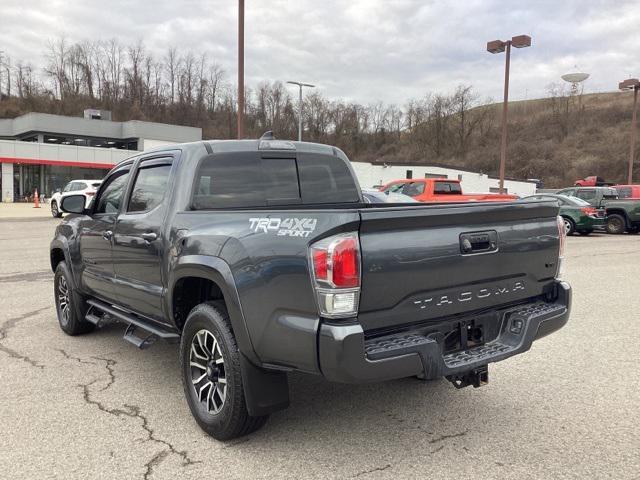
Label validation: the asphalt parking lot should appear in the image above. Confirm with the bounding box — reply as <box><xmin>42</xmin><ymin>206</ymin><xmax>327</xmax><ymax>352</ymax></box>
<box><xmin>1</xmin><ymin>214</ymin><xmax>638</xmax><ymax>480</ymax></box>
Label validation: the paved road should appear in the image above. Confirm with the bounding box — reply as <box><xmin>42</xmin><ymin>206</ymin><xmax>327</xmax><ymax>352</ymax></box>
<box><xmin>0</xmin><ymin>217</ymin><xmax>638</xmax><ymax>480</ymax></box>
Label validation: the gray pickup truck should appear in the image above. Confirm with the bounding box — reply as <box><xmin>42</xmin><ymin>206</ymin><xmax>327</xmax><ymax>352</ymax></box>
<box><xmin>50</xmin><ymin>137</ymin><xmax>571</xmax><ymax>440</ymax></box>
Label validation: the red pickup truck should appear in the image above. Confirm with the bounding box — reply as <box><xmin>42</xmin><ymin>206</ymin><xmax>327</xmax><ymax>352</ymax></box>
<box><xmin>379</xmin><ymin>179</ymin><xmax>518</xmax><ymax>203</ymax></box>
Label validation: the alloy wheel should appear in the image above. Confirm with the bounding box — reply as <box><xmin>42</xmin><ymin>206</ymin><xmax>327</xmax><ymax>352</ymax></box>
<box><xmin>51</xmin><ymin>202</ymin><xmax>58</xmax><ymax>217</ymax></box>
<box><xmin>189</xmin><ymin>329</ymin><xmax>227</xmax><ymax>415</ymax></box>
<box><xmin>563</xmin><ymin>218</ymin><xmax>572</xmax><ymax>234</ymax></box>
<box><xmin>57</xmin><ymin>276</ymin><xmax>70</xmax><ymax>326</ymax></box>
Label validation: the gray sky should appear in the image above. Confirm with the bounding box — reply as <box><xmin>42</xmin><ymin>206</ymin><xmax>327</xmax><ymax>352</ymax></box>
<box><xmin>2</xmin><ymin>0</ymin><xmax>639</xmax><ymax>104</ymax></box>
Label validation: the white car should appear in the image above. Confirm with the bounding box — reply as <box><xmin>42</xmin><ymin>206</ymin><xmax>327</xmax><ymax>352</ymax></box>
<box><xmin>50</xmin><ymin>179</ymin><xmax>102</xmax><ymax>218</ymax></box>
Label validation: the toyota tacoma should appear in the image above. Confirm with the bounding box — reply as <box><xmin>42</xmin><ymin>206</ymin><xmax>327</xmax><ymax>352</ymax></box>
<box><xmin>50</xmin><ymin>137</ymin><xmax>571</xmax><ymax>440</ymax></box>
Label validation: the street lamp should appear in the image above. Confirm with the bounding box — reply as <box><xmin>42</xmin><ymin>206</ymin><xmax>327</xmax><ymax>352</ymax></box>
<box><xmin>487</xmin><ymin>34</ymin><xmax>531</xmax><ymax>193</ymax></box>
<box><xmin>287</xmin><ymin>81</ymin><xmax>315</xmax><ymax>141</ymax></box>
<box><xmin>237</xmin><ymin>0</ymin><xmax>245</xmax><ymax>139</ymax></box>
<box><xmin>619</xmin><ymin>78</ymin><xmax>640</xmax><ymax>184</ymax></box>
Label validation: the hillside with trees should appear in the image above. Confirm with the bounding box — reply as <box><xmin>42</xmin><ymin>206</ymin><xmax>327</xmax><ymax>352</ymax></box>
<box><xmin>0</xmin><ymin>37</ymin><xmax>637</xmax><ymax>187</ymax></box>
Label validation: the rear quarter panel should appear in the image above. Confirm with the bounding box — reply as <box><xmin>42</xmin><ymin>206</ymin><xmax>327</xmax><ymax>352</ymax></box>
<box><xmin>172</xmin><ymin>209</ymin><xmax>361</xmax><ymax>373</ymax></box>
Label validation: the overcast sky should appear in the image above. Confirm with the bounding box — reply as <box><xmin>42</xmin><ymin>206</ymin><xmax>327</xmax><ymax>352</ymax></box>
<box><xmin>2</xmin><ymin>0</ymin><xmax>640</xmax><ymax>105</ymax></box>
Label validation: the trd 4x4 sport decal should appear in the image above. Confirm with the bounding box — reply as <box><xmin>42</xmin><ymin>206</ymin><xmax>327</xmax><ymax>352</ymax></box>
<box><xmin>249</xmin><ymin>217</ymin><xmax>318</xmax><ymax>238</ymax></box>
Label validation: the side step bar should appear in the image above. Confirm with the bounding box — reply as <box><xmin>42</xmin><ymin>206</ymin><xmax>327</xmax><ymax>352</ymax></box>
<box><xmin>86</xmin><ymin>299</ymin><xmax>180</xmax><ymax>349</ymax></box>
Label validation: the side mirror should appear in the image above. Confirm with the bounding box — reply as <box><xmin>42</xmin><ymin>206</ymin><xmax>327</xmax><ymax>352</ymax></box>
<box><xmin>60</xmin><ymin>194</ymin><xmax>87</xmax><ymax>214</ymax></box>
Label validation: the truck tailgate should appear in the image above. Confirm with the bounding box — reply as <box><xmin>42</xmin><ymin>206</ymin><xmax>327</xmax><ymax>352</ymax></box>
<box><xmin>357</xmin><ymin>201</ymin><xmax>560</xmax><ymax>331</ymax></box>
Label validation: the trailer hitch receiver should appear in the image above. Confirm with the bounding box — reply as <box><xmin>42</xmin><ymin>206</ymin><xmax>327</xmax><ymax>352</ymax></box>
<box><xmin>446</xmin><ymin>365</ymin><xmax>489</xmax><ymax>389</ymax></box>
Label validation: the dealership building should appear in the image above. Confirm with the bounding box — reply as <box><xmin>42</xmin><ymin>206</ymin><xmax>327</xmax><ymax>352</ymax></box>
<box><xmin>0</xmin><ymin>110</ymin><xmax>536</xmax><ymax>202</ymax></box>
<box><xmin>0</xmin><ymin>111</ymin><xmax>202</xmax><ymax>202</ymax></box>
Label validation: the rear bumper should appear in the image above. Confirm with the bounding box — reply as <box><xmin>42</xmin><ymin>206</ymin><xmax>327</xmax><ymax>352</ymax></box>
<box><xmin>578</xmin><ymin>216</ymin><xmax>605</xmax><ymax>230</ymax></box>
<box><xmin>318</xmin><ymin>281</ymin><xmax>571</xmax><ymax>383</ymax></box>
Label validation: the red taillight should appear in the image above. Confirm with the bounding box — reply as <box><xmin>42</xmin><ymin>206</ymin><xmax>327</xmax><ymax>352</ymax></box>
<box><xmin>311</xmin><ymin>235</ymin><xmax>360</xmax><ymax>288</ymax></box>
<box><xmin>310</xmin><ymin>233</ymin><xmax>361</xmax><ymax>318</ymax></box>
<box><xmin>312</xmin><ymin>248</ymin><xmax>328</xmax><ymax>281</ymax></box>
<box><xmin>580</xmin><ymin>207</ymin><xmax>596</xmax><ymax>216</ymax></box>
<box><xmin>331</xmin><ymin>237</ymin><xmax>359</xmax><ymax>287</ymax></box>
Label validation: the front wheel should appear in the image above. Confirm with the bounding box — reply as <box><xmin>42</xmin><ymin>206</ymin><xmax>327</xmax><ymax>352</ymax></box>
<box><xmin>180</xmin><ymin>302</ymin><xmax>268</xmax><ymax>440</ymax></box>
<box><xmin>51</xmin><ymin>201</ymin><xmax>63</xmax><ymax>218</ymax></box>
<box><xmin>54</xmin><ymin>262</ymin><xmax>94</xmax><ymax>335</ymax></box>
<box><xmin>606</xmin><ymin>214</ymin><xmax>626</xmax><ymax>234</ymax></box>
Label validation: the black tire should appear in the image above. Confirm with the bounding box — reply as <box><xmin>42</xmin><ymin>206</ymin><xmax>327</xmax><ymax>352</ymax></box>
<box><xmin>51</xmin><ymin>201</ymin><xmax>63</xmax><ymax>218</ymax></box>
<box><xmin>54</xmin><ymin>261</ymin><xmax>94</xmax><ymax>335</ymax></box>
<box><xmin>606</xmin><ymin>214</ymin><xmax>626</xmax><ymax>234</ymax></box>
<box><xmin>180</xmin><ymin>301</ymin><xmax>268</xmax><ymax>440</ymax></box>
<box><xmin>562</xmin><ymin>216</ymin><xmax>575</xmax><ymax>236</ymax></box>
<box><xmin>578</xmin><ymin>230</ymin><xmax>592</xmax><ymax>236</ymax></box>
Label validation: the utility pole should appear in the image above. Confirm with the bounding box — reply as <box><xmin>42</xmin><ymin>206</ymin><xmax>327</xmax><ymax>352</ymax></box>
<box><xmin>286</xmin><ymin>81</ymin><xmax>315</xmax><ymax>141</ymax></box>
<box><xmin>237</xmin><ymin>0</ymin><xmax>245</xmax><ymax>139</ymax></box>
<box><xmin>619</xmin><ymin>78</ymin><xmax>640</xmax><ymax>184</ymax></box>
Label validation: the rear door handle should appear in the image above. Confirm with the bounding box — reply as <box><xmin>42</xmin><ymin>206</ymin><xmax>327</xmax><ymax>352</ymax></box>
<box><xmin>141</xmin><ymin>232</ymin><xmax>158</xmax><ymax>242</ymax></box>
<box><xmin>102</xmin><ymin>230</ymin><xmax>113</xmax><ymax>241</ymax></box>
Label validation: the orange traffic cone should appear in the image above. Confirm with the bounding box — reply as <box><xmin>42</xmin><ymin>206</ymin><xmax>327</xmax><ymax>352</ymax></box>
<box><xmin>33</xmin><ymin>189</ymin><xmax>41</xmax><ymax>208</ymax></box>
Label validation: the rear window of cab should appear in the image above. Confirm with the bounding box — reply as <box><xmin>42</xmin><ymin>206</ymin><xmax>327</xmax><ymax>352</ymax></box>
<box><xmin>191</xmin><ymin>152</ymin><xmax>360</xmax><ymax>209</ymax></box>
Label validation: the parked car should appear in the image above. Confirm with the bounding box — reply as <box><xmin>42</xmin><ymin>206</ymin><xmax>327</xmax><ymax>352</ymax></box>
<box><xmin>614</xmin><ymin>185</ymin><xmax>640</xmax><ymax>199</ymax></box>
<box><xmin>51</xmin><ymin>138</ymin><xmax>570</xmax><ymax>440</ymax></box>
<box><xmin>361</xmin><ymin>188</ymin><xmax>418</xmax><ymax>203</ymax></box>
<box><xmin>556</xmin><ymin>186</ymin><xmax>618</xmax><ymax>206</ymax></box>
<box><xmin>574</xmin><ymin>176</ymin><xmax>612</xmax><ymax>187</ymax></box>
<box><xmin>557</xmin><ymin>186</ymin><xmax>640</xmax><ymax>234</ymax></box>
<box><xmin>522</xmin><ymin>194</ymin><xmax>605</xmax><ymax>235</ymax></box>
<box><xmin>50</xmin><ymin>179</ymin><xmax>102</xmax><ymax>218</ymax></box>
<box><xmin>380</xmin><ymin>178</ymin><xmax>518</xmax><ymax>203</ymax></box>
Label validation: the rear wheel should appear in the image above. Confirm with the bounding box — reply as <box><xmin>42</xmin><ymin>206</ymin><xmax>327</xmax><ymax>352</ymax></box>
<box><xmin>180</xmin><ymin>302</ymin><xmax>268</xmax><ymax>440</ymax></box>
<box><xmin>54</xmin><ymin>262</ymin><xmax>94</xmax><ymax>335</ymax></box>
<box><xmin>562</xmin><ymin>217</ymin><xmax>575</xmax><ymax>236</ymax></box>
<box><xmin>51</xmin><ymin>201</ymin><xmax>63</xmax><ymax>218</ymax></box>
<box><xmin>606</xmin><ymin>214</ymin><xmax>626</xmax><ymax>234</ymax></box>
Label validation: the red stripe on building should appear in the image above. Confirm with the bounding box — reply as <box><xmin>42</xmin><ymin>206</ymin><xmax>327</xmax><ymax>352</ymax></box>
<box><xmin>0</xmin><ymin>156</ymin><xmax>115</xmax><ymax>169</ymax></box>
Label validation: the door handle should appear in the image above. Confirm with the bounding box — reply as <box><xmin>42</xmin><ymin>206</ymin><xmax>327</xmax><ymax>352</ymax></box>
<box><xmin>141</xmin><ymin>232</ymin><xmax>158</xmax><ymax>242</ymax></box>
<box><xmin>102</xmin><ymin>230</ymin><xmax>113</xmax><ymax>241</ymax></box>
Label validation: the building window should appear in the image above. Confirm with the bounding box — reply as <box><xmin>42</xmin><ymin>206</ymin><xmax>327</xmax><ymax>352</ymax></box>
<box><xmin>458</xmin><ymin>174</ymin><xmax>463</xmax><ymax>181</ymax></box>
<box><xmin>406</xmin><ymin>170</ymin><xmax>413</xmax><ymax>179</ymax></box>
<box><xmin>424</xmin><ymin>173</ymin><xmax>448</xmax><ymax>179</ymax></box>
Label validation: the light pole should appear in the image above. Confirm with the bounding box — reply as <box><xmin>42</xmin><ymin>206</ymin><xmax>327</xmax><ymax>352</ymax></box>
<box><xmin>237</xmin><ymin>0</ymin><xmax>245</xmax><ymax>139</ymax></box>
<box><xmin>619</xmin><ymin>78</ymin><xmax>640</xmax><ymax>184</ymax></box>
<box><xmin>487</xmin><ymin>35</ymin><xmax>531</xmax><ymax>193</ymax></box>
<box><xmin>287</xmin><ymin>81</ymin><xmax>315</xmax><ymax>141</ymax></box>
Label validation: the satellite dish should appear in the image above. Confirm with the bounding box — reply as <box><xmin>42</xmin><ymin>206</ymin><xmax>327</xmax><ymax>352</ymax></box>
<box><xmin>562</xmin><ymin>71</ymin><xmax>590</xmax><ymax>97</ymax></box>
<box><xmin>561</xmin><ymin>73</ymin><xmax>590</xmax><ymax>83</ymax></box>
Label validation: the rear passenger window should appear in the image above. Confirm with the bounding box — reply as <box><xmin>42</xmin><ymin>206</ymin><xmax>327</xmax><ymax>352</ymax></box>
<box><xmin>128</xmin><ymin>164</ymin><xmax>172</xmax><ymax>212</ymax></box>
<box><xmin>297</xmin><ymin>153</ymin><xmax>359</xmax><ymax>204</ymax></box>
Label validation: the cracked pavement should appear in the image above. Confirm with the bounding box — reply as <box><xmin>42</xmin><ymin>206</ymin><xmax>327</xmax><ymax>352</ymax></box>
<box><xmin>1</xmin><ymin>217</ymin><xmax>639</xmax><ymax>479</ymax></box>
